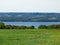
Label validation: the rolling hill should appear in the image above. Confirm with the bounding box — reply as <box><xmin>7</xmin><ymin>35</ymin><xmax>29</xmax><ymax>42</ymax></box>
<box><xmin>0</xmin><ymin>13</ymin><xmax>60</xmax><ymax>22</ymax></box>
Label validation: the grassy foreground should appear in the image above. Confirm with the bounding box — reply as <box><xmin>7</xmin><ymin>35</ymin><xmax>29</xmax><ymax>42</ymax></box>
<box><xmin>0</xmin><ymin>29</ymin><xmax>60</xmax><ymax>45</ymax></box>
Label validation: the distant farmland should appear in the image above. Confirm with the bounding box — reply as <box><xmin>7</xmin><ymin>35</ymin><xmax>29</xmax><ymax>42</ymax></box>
<box><xmin>0</xmin><ymin>13</ymin><xmax>60</xmax><ymax>22</ymax></box>
<box><xmin>0</xmin><ymin>29</ymin><xmax>60</xmax><ymax>45</ymax></box>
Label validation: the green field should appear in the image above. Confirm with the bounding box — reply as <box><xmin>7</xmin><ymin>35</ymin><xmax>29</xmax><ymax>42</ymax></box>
<box><xmin>0</xmin><ymin>29</ymin><xmax>60</xmax><ymax>45</ymax></box>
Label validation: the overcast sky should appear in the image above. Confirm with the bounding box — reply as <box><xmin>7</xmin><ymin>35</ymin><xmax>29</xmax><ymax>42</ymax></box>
<box><xmin>0</xmin><ymin>0</ymin><xmax>60</xmax><ymax>12</ymax></box>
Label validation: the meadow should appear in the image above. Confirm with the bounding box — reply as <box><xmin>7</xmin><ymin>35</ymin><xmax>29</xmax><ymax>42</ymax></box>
<box><xmin>0</xmin><ymin>29</ymin><xmax>60</xmax><ymax>45</ymax></box>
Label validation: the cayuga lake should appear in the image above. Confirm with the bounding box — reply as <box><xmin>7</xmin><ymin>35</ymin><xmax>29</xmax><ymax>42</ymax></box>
<box><xmin>3</xmin><ymin>22</ymin><xmax>60</xmax><ymax>28</ymax></box>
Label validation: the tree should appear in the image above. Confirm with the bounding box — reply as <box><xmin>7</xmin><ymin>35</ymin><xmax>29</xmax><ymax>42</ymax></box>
<box><xmin>38</xmin><ymin>25</ymin><xmax>47</xmax><ymax>29</ymax></box>
<box><xmin>17</xmin><ymin>26</ymin><xmax>27</xmax><ymax>29</ymax></box>
<box><xmin>27</xmin><ymin>26</ymin><xmax>35</xmax><ymax>29</ymax></box>
<box><xmin>55</xmin><ymin>24</ymin><xmax>60</xmax><ymax>29</ymax></box>
<box><xmin>5</xmin><ymin>25</ymin><xmax>13</xmax><ymax>29</ymax></box>
<box><xmin>0</xmin><ymin>22</ymin><xmax>5</xmax><ymax>29</ymax></box>
<box><xmin>48</xmin><ymin>24</ymin><xmax>57</xmax><ymax>29</ymax></box>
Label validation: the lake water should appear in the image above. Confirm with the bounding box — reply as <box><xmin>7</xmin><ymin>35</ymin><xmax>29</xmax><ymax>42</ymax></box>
<box><xmin>3</xmin><ymin>22</ymin><xmax>60</xmax><ymax>28</ymax></box>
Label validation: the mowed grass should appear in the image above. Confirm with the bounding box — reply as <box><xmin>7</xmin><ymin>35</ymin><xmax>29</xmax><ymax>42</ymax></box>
<box><xmin>0</xmin><ymin>29</ymin><xmax>60</xmax><ymax>45</ymax></box>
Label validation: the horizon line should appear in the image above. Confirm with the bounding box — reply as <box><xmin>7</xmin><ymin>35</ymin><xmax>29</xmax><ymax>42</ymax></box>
<box><xmin>0</xmin><ymin>12</ymin><xmax>60</xmax><ymax>13</ymax></box>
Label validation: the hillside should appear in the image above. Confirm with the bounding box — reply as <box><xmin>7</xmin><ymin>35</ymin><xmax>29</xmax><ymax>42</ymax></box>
<box><xmin>0</xmin><ymin>13</ymin><xmax>60</xmax><ymax>22</ymax></box>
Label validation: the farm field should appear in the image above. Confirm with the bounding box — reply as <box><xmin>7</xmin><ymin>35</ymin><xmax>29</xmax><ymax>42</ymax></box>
<box><xmin>0</xmin><ymin>29</ymin><xmax>60</xmax><ymax>45</ymax></box>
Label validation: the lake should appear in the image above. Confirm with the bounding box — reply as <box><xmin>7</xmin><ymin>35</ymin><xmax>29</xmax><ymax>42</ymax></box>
<box><xmin>3</xmin><ymin>22</ymin><xmax>60</xmax><ymax>28</ymax></box>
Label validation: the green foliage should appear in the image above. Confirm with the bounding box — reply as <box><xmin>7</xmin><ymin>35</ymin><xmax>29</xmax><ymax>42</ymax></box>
<box><xmin>38</xmin><ymin>25</ymin><xmax>47</xmax><ymax>29</ymax></box>
<box><xmin>5</xmin><ymin>25</ymin><xmax>13</xmax><ymax>29</ymax></box>
<box><xmin>16</xmin><ymin>26</ymin><xmax>27</xmax><ymax>29</ymax></box>
<box><xmin>38</xmin><ymin>24</ymin><xmax>60</xmax><ymax>29</ymax></box>
<box><xmin>27</xmin><ymin>26</ymin><xmax>35</xmax><ymax>29</ymax></box>
<box><xmin>1</xmin><ymin>22</ymin><xmax>60</xmax><ymax>29</ymax></box>
<box><xmin>0</xmin><ymin>22</ymin><xmax>5</xmax><ymax>29</ymax></box>
<box><xmin>48</xmin><ymin>24</ymin><xmax>57</xmax><ymax>29</ymax></box>
<box><xmin>55</xmin><ymin>24</ymin><xmax>60</xmax><ymax>29</ymax></box>
<box><xmin>0</xmin><ymin>22</ymin><xmax>35</xmax><ymax>29</ymax></box>
<box><xmin>47</xmin><ymin>24</ymin><xmax>60</xmax><ymax>29</ymax></box>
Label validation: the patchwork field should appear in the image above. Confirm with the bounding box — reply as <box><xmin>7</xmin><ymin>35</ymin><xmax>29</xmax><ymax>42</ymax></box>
<box><xmin>0</xmin><ymin>29</ymin><xmax>60</xmax><ymax>45</ymax></box>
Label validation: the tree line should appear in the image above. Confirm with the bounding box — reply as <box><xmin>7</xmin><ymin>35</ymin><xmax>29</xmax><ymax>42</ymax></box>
<box><xmin>0</xmin><ymin>22</ymin><xmax>60</xmax><ymax>29</ymax></box>
<box><xmin>0</xmin><ymin>22</ymin><xmax>35</xmax><ymax>29</ymax></box>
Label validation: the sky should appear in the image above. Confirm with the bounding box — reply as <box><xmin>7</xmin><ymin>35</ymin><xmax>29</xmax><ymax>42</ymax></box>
<box><xmin>0</xmin><ymin>0</ymin><xmax>60</xmax><ymax>12</ymax></box>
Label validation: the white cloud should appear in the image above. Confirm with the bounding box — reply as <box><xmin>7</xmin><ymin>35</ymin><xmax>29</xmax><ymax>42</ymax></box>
<box><xmin>0</xmin><ymin>0</ymin><xmax>60</xmax><ymax>12</ymax></box>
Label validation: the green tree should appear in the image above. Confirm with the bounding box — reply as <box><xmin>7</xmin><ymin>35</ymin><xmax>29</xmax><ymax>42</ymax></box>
<box><xmin>17</xmin><ymin>26</ymin><xmax>27</xmax><ymax>29</ymax></box>
<box><xmin>0</xmin><ymin>22</ymin><xmax>5</xmax><ymax>29</ymax></box>
<box><xmin>5</xmin><ymin>25</ymin><xmax>13</xmax><ymax>29</ymax></box>
<box><xmin>55</xmin><ymin>24</ymin><xmax>60</xmax><ymax>29</ymax></box>
<box><xmin>48</xmin><ymin>24</ymin><xmax>57</xmax><ymax>29</ymax></box>
<box><xmin>38</xmin><ymin>25</ymin><xmax>47</xmax><ymax>29</ymax></box>
<box><xmin>27</xmin><ymin>26</ymin><xmax>35</xmax><ymax>29</ymax></box>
